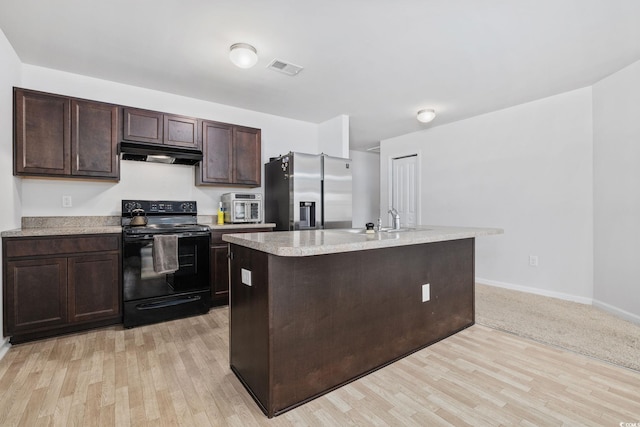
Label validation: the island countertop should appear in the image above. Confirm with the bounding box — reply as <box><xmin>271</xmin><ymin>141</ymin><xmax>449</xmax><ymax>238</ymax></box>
<box><xmin>222</xmin><ymin>225</ymin><xmax>503</xmax><ymax>257</ymax></box>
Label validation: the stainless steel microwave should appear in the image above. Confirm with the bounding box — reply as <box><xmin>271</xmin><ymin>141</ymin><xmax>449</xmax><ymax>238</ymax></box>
<box><xmin>221</xmin><ymin>193</ymin><xmax>263</xmax><ymax>223</ymax></box>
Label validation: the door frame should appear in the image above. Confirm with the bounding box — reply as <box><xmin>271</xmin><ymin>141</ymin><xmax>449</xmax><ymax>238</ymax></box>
<box><xmin>387</xmin><ymin>151</ymin><xmax>421</xmax><ymax>227</ymax></box>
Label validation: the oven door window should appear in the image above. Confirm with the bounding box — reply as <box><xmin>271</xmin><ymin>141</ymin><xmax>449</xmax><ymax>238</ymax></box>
<box><xmin>233</xmin><ymin>201</ymin><xmax>246</xmax><ymax>220</ymax></box>
<box><xmin>249</xmin><ymin>202</ymin><xmax>261</xmax><ymax>221</ymax></box>
<box><xmin>123</xmin><ymin>235</ymin><xmax>210</xmax><ymax>302</ymax></box>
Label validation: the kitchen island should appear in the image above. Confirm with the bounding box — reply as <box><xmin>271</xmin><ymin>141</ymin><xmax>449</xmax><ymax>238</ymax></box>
<box><xmin>223</xmin><ymin>225</ymin><xmax>502</xmax><ymax>417</ymax></box>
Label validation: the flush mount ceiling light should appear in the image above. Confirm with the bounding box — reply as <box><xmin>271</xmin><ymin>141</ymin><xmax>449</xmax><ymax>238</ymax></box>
<box><xmin>229</xmin><ymin>43</ymin><xmax>258</xmax><ymax>68</ymax></box>
<box><xmin>417</xmin><ymin>109</ymin><xmax>436</xmax><ymax>123</ymax></box>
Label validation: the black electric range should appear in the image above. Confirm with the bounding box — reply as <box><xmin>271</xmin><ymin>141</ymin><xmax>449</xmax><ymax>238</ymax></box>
<box><xmin>121</xmin><ymin>200</ymin><xmax>211</xmax><ymax>328</ymax></box>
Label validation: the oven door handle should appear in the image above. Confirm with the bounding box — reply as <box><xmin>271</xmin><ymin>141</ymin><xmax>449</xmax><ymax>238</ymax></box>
<box><xmin>135</xmin><ymin>296</ymin><xmax>202</xmax><ymax>310</ymax></box>
<box><xmin>123</xmin><ymin>231</ymin><xmax>211</xmax><ymax>242</ymax></box>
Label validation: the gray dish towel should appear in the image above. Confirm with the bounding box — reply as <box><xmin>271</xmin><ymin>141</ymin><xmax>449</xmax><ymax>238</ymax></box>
<box><xmin>153</xmin><ymin>234</ymin><xmax>179</xmax><ymax>274</ymax></box>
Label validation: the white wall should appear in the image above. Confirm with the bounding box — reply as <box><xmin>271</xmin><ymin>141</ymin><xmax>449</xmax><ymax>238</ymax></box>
<box><xmin>350</xmin><ymin>150</ymin><xmax>380</xmax><ymax>228</ymax></box>
<box><xmin>0</xmin><ymin>28</ymin><xmax>22</xmax><ymax>355</ymax></box>
<box><xmin>593</xmin><ymin>59</ymin><xmax>640</xmax><ymax>322</ymax></box>
<box><xmin>318</xmin><ymin>115</ymin><xmax>349</xmax><ymax>158</ymax></box>
<box><xmin>19</xmin><ymin>65</ymin><xmax>320</xmax><ymax>216</ymax></box>
<box><xmin>381</xmin><ymin>88</ymin><xmax>594</xmax><ymax>302</ymax></box>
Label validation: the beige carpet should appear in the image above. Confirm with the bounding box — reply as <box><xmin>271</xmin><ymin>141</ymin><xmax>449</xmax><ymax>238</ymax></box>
<box><xmin>475</xmin><ymin>283</ymin><xmax>640</xmax><ymax>371</ymax></box>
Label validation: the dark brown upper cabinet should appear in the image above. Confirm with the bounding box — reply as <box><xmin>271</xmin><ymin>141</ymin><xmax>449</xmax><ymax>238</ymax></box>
<box><xmin>14</xmin><ymin>88</ymin><xmax>119</xmax><ymax>180</ymax></box>
<box><xmin>122</xmin><ymin>107</ymin><xmax>199</xmax><ymax>149</ymax></box>
<box><xmin>198</xmin><ymin>120</ymin><xmax>233</xmax><ymax>183</ymax></box>
<box><xmin>72</xmin><ymin>99</ymin><xmax>119</xmax><ymax>178</ymax></box>
<box><xmin>165</xmin><ymin>115</ymin><xmax>199</xmax><ymax>148</ymax></box>
<box><xmin>14</xmin><ymin>88</ymin><xmax>261</xmax><ymax>185</ymax></box>
<box><xmin>234</xmin><ymin>126</ymin><xmax>262</xmax><ymax>186</ymax></box>
<box><xmin>196</xmin><ymin>120</ymin><xmax>261</xmax><ymax>187</ymax></box>
<box><xmin>14</xmin><ymin>89</ymin><xmax>70</xmax><ymax>176</ymax></box>
<box><xmin>122</xmin><ymin>108</ymin><xmax>162</xmax><ymax>144</ymax></box>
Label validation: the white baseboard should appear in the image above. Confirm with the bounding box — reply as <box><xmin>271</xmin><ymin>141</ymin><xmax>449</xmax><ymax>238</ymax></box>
<box><xmin>475</xmin><ymin>277</ymin><xmax>593</xmax><ymax>305</ymax></box>
<box><xmin>592</xmin><ymin>299</ymin><xmax>640</xmax><ymax>326</ymax></box>
<box><xmin>0</xmin><ymin>337</ymin><xmax>10</xmax><ymax>361</ymax></box>
<box><xmin>476</xmin><ymin>278</ymin><xmax>640</xmax><ymax>325</ymax></box>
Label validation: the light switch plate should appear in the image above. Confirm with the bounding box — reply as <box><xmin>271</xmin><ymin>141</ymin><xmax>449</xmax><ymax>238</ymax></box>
<box><xmin>62</xmin><ymin>195</ymin><xmax>72</xmax><ymax>208</ymax></box>
<box><xmin>241</xmin><ymin>268</ymin><xmax>252</xmax><ymax>286</ymax></box>
<box><xmin>422</xmin><ymin>283</ymin><xmax>430</xmax><ymax>302</ymax></box>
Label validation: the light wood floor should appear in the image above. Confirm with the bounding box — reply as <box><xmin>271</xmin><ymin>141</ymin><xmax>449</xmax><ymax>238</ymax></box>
<box><xmin>1</xmin><ymin>307</ymin><xmax>639</xmax><ymax>426</ymax></box>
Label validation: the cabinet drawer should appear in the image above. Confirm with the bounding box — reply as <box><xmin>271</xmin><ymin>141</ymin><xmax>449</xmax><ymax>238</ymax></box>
<box><xmin>211</xmin><ymin>228</ymin><xmax>271</xmax><ymax>244</ymax></box>
<box><xmin>4</xmin><ymin>234</ymin><xmax>121</xmax><ymax>258</ymax></box>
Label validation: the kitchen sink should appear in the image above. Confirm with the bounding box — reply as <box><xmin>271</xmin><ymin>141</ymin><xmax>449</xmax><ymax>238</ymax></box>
<box><xmin>380</xmin><ymin>227</ymin><xmax>418</xmax><ymax>233</ymax></box>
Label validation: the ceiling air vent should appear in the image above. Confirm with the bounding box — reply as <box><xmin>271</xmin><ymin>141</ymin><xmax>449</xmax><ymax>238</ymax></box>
<box><xmin>267</xmin><ymin>59</ymin><xmax>304</xmax><ymax>76</ymax></box>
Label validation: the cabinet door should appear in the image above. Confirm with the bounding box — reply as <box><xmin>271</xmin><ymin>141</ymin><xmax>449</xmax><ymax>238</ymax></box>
<box><xmin>233</xmin><ymin>126</ymin><xmax>261</xmax><ymax>186</ymax></box>
<box><xmin>72</xmin><ymin>100</ymin><xmax>119</xmax><ymax>179</ymax></box>
<box><xmin>210</xmin><ymin>229</ymin><xmax>271</xmax><ymax>306</ymax></box>
<box><xmin>164</xmin><ymin>114</ymin><xmax>198</xmax><ymax>149</ymax></box>
<box><xmin>14</xmin><ymin>89</ymin><xmax>71</xmax><ymax>176</ymax></box>
<box><xmin>211</xmin><ymin>245</ymin><xmax>230</xmax><ymax>305</ymax></box>
<box><xmin>68</xmin><ymin>253</ymin><xmax>121</xmax><ymax>323</ymax></box>
<box><xmin>197</xmin><ymin>120</ymin><xmax>233</xmax><ymax>184</ymax></box>
<box><xmin>122</xmin><ymin>107</ymin><xmax>163</xmax><ymax>144</ymax></box>
<box><xmin>4</xmin><ymin>258</ymin><xmax>68</xmax><ymax>333</ymax></box>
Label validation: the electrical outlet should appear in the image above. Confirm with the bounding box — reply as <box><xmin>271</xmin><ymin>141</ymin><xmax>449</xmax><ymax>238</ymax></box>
<box><xmin>241</xmin><ymin>268</ymin><xmax>252</xmax><ymax>286</ymax></box>
<box><xmin>62</xmin><ymin>195</ymin><xmax>72</xmax><ymax>208</ymax></box>
<box><xmin>422</xmin><ymin>283</ymin><xmax>430</xmax><ymax>302</ymax></box>
<box><xmin>529</xmin><ymin>255</ymin><xmax>539</xmax><ymax>267</ymax></box>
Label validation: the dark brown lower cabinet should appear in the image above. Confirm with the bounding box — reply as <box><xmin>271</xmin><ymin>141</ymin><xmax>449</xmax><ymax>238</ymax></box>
<box><xmin>5</xmin><ymin>257</ymin><xmax>68</xmax><ymax>332</ymax></box>
<box><xmin>68</xmin><ymin>253</ymin><xmax>120</xmax><ymax>323</ymax></box>
<box><xmin>3</xmin><ymin>234</ymin><xmax>122</xmax><ymax>343</ymax></box>
<box><xmin>211</xmin><ymin>244</ymin><xmax>230</xmax><ymax>305</ymax></box>
<box><xmin>210</xmin><ymin>228</ymin><xmax>272</xmax><ymax>306</ymax></box>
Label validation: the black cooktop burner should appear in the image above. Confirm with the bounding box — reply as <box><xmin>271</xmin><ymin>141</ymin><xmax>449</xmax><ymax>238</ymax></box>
<box><xmin>121</xmin><ymin>200</ymin><xmax>210</xmax><ymax>236</ymax></box>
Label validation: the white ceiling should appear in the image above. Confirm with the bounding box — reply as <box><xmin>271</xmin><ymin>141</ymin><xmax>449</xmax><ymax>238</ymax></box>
<box><xmin>1</xmin><ymin>0</ymin><xmax>639</xmax><ymax>151</ymax></box>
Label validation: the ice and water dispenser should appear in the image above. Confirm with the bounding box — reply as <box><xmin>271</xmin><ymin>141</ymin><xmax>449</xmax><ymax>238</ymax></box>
<box><xmin>299</xmin><ymin>201</ymin><xmax>316</xmax><ymax>229</ymax></box>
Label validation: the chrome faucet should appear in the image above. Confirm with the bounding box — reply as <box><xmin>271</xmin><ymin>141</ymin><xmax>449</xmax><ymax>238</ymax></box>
<box><xmin>388</xmin><ymin>207</ymin><xmax>401</xmax><ymax>230</ymax></box>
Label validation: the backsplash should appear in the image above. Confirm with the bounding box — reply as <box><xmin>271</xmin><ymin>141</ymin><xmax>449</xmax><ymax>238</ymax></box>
<box><xmin>21</xmin><ymin>216</ymin><xmax>120</xmax><ymax>228</ymax></box>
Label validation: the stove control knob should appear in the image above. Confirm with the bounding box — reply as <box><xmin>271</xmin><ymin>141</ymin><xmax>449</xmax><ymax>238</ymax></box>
<box><xmin>124</xmin><ymin>202</ymin><xmax>141</xmax><ymax>212</ymax></box>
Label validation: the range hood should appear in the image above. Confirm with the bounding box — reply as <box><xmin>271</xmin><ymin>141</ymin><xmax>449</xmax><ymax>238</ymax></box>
<box><xmin>119</xmin><ymin>141</ymin><xmax>203</xmax><ymax>165</ymax></box>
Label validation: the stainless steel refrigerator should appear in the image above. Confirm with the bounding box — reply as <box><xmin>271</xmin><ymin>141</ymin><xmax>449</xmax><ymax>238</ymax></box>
<box><xmin>265</xmin><ymin>152</ymin><xmax>352</xmax><ymax>231</ymax></box>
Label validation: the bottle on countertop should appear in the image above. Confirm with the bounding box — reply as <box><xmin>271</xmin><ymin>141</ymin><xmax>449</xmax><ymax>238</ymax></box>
<box><xmin>217</xmin><ymin>202</ymin><xmax>224</xmax><ymax>225</ymax></box>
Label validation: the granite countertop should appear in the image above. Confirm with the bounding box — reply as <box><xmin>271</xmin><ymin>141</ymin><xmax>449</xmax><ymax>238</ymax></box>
<box><xmin>1</xmin><ymin>216</ymin><xmax>276</xmax><ymax>238</ymax></box>
<box><xmin>1</xmin><ymin>216</ymin><xmax>122</xmax><ymax>238</ymax></box>
<box><xmin>203</xmin><ymin>223</ymin><xmax>276</xmax><ymax>230</ymax></box>
<box><xmin>222</xmin><ymin>225</ymin><xmax>503</xmax><ymax>257</ymax></box>
<box><xmin>196</xmin><ymin>215</ymin><xmax>275</xmax><ymax>230</ymax></box>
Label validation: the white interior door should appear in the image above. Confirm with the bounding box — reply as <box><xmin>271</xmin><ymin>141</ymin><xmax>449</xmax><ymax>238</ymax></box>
<box><xmin>391</xmin><ymin>155</ymin><xmax>418</xmax><ymax>228</ymax></box>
